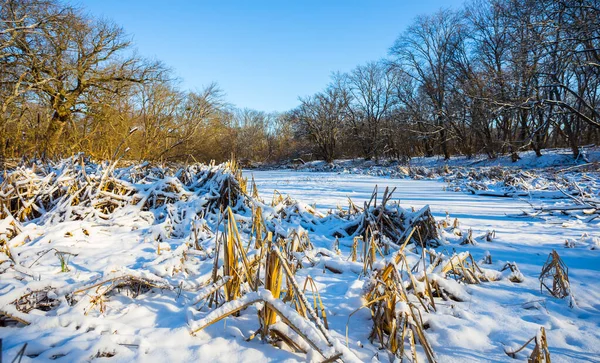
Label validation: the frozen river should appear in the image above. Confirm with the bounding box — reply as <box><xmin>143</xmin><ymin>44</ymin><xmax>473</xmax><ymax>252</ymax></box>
<box><xmin>248</xmin><ymin>169</ymin><xmax>600</xmax><ymax>362</ymax></box>
<box><xmin>248</xmin><ymin>170</ymin><xmax>600</xmax><ymax>362</ymax></box>
<box><xmin>249</xmin><ymin>169</ymin><xmax>530</xmax><ymax>222</ymax></box>
<box><xmin>249</xmin><ymin>169</ymin><xmax>599</xmax><ymax>280</ymax></box>
<box><xmin>248</xmin><ymin>169</ymin><xmax>592</xmax><ymax>250</ymax></box>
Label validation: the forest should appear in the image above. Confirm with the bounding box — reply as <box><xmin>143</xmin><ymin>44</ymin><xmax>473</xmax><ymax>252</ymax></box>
<box><xmin>1</xmin><ymin>0</ymin><xmax>599</xmax><ymax>164</ymax></box>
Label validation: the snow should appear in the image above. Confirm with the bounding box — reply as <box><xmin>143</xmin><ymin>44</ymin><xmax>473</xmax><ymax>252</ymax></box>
<box><xmin>249</xmin><ymin>169</ymin><xmax>600</xmax><ymax>362</ymax></box>
<box><xmin>1</xmin><ymin>158</ymin><xmax>599</xmax><ymax>362</ymax></box>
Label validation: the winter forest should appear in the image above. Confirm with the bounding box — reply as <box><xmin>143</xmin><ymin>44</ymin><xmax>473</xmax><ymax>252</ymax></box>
<box><xmin>1</xmin><ymin>0</ymin><xmax>600</xmax><ymax>362</ymax></box>
<box><xmin>1</xmin><ymin>0</ymin><xmax>599</xmax><ymax>164</ymax></box>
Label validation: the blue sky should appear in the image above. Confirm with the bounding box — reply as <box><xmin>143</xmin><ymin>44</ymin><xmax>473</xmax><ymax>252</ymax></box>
<box><xmin>76</xmin><ymin>1</ymin><xmax>464</xmax><ymax>112</ymax></box>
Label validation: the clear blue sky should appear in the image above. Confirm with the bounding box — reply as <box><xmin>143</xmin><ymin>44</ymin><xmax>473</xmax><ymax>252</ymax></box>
<box><xmin>75</xmin><ymin>1</ymin><xmax>464</xmax><ymax>112</ymax></box>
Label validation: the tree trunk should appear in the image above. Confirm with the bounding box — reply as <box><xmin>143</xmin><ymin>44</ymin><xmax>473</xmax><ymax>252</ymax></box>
<box><xmin>440</xmin><ymin>129</ymin><xmax>450</xmax><ymax>160</ymax></box>
<box><xmin>424</xmin><ymin>138</ymin><xmax>434</xmax><ymax>157</ymax></box>
<box><xmin>44</xmin><ymin>111</ymin><xmax>69</xmax><ymax>157</ymax></box>
<box><xmin>563</xmin><ymin>116</ymin><xmax>580</xmax><ymax>159</ymax></box>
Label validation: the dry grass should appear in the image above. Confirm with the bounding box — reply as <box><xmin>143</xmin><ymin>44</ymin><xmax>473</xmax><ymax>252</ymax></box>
<box><xmin>430</xmin><ymin>251</ymin><xmax>494</xmax><ymax>284</ymax></box>
<box><xmin>539</xmin><ymin>250</ymin><xmax>570</xmax><ymax>299</ymax></box>
<box><xmin>361</xmin><ymin>260</ymin><xmax>437</xmax><ymax>362</ymax></box>
<box><xmin>186</xmin><ymin>199</ymin><xmax>345</xmax><ymax>360</ymax></box>
<box><xmin>1</xmin><ymin>156</ymin><xmax>535</xmax><ymax>361</ymax></box>
<box><xmin>70</xmin><ymin>274</ymin><xmax>172</xmax><ymax>314</ymax></box>
<box><xmin>191</xmin><ymin>237</ymin><xmax>341</xmax><ymax>360</ymax></box>
<box><xmin>340</xmin><ymin>186</ymin><xmax>439</xmax><ymax>252</ymax></box>
<box><xmin>505</xmin><ymin>327</ymin><xmax>551</xmax><ymax>362</ymax></box>
<box><xmin>14</xmin><ymin>288</ymin><xmax>60</xmax><ymax>313</ymax></box>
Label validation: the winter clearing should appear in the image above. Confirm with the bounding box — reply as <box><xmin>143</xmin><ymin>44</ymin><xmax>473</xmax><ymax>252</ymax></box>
<box><xmin>3</xmin><ymin>0</ymin><xmax>600</xmax><ymax>361</ymax></box>
<box><xmin>250</xmin><ymin>168</ymin><xmax>600</xmax><ymax>362</ymax></box>
<box><xmin>0</xmin><ymin>154</ymin><xmax>599</xmax><ymax>362</ymax></box>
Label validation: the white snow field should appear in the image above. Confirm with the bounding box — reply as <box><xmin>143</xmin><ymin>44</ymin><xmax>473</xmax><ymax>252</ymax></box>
<box><xmin>250</xmin><ymin>170</ymin><xmax>600</xmax><ymax>362</ymax></box>
<box><xmin>0</xmin><ymin>161</ymin><xmax>598</xmax><ymax>362</ymax></box>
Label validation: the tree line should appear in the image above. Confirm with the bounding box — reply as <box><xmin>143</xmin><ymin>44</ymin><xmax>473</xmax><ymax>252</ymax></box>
<box><xmin>1</xmin><ymin>0</ymin><xmax>599</xmax><ymax>165</ymax></box>
<box><xmin>0</xmin><ymin>0</ymin><xmax>299</xmax><ymax>163</ymax></box>
<box><xmin>292</xmin><ymin>0</ymin><xmax>600</xmax><ymax>162</ymax></box>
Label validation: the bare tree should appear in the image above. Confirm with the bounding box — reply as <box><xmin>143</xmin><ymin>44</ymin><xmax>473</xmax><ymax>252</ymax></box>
<box><xmin>0</xmin><ymin>0</ymin><xmax>63</xmax><ymax>162</ymax></box>
<box><xmin>390</xmin><ymin>9</ymin><xmax>465</xmax><ymax>160</ymax></box>
<box><xmin>294</xmin><ymin>84</ymin><xmax>349</xmax><ymax>163</ymax></box>
<box><xmin>342</xmin><ymin>61</ymin><xmax>396</xmax><ymax>160</ymax></box>
<box><xmin>4</xmin><ymin>0</ymin><xmax>162</xmax><ymax>156</ymax></box>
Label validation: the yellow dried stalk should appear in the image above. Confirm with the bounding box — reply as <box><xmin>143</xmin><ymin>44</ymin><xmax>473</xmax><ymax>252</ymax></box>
<box><xmin>505</xmin><ymin>327</ymin><xmax>551</xmax><ymax>362</ymax></box>
<box><xmin>460</xmin><ymin>229</ymin><xmax>476</xmax><ymax>245</ymax></box>
<box><xmin>238</xmin><ymin>175</ymin><xmax>248</xmax><ymax>195</ymax></box>
<box><xmin>271</xmin><ymin>246</ymin><xmax>334</xmax><ymax>346</ymax></box>
<box><xmin>302</xmin><ymin>276</ymin><xmax>329</xmax><ymax>329</ymax></box>
<box><xmin>250</xmin><ymin>206</ymin><xmax>266</xmax><ymax>249</ymax></box>
<box><xmin>440</xmin><ymin>252</ymin><xmax>489</xmax><ymax>284</ymax></box>
<box><xmin>263</xmin><ymin>246</ymin><xmax>283</xmax><ymax>328</ymax></box>
<box><xmin>394</xmin><ymin>252</ymin><xmax>436</xmax><ymax>312</ymax></box>
<box><xmin>530</xmin><ymin>327</ymin><xmax>552</xmax><ymax>363</ymax></box>
<box><xmin>420</xmin><ymin>248</ymin><xmax>437</xmax><ymax>311</ymax></box>
<box><xmin>0</xmin><ymin>309</ymin><xmax>30</xmax><ymax>326</ymax></box>
<box><xmin>539</xmin><ymin>250</ymin><xmax>570</xmax><ymax>299</ymax></box>
<box><xmin>365</xmin><ymin>265</ymin><xmax>397</xmax><ymax>341</ymax></box>
<box><xmin>286</xmin><ymin>229</ymin><xmax>314</xmax><ymax>254</ymax></box>
<box><xmin>0</xmin><ymin>215</ymin><xmax>21</xmax><ymax>261</ymax></box>
<box><xmin>361</xmin><ymin>227</ymin><xmax>385</xmax><ymax>274</ymax></box>
<box><xmin>251</xmin><ymin>175</ymin><xmax>260</xmax><ymax>199</ymax></box>
<box><xmin>278</xmin><ymin>246</ymin><xmax>306</xmax><ymax>316</ymax></box>
<box><xmin>226</xmin><ymin>154</ymin><xmax>239</xmax><ymax>174</ymax></box>
<box><xmin>357</xmin><ymin>228</ymin><xmax>439</xmax><ymax>362</ymax></box>
<box><xmin>256</xmin><ymin>231</ymin><xmax>273</xmax><ymax>284</ymax></box>
<box><xmin>271</xmin><ymin>189</ymin><xmax>284</xmax><ymax>206</ymax></box>
<box><xmin>349</xmin><ymin>236</ymin><xmax>361</xmax><ymax>262</ymax></box>
<box><xmin>223</xmin><ymin>207</ymin><xmax>256</xmax><ymax>301</ymax></box>
<box><xmin>452</xmin><ymin>218</ymin><xmax>460</xmax><ymax>229</ymax></box>
<box><xmin>502</xmin><ymin>262</ymin><xmax>525</xmax><ymax>283</ymax></box>
<box><xmin>364</xmin><ymin>229</ymin><xmax>416</xmax><ymax>298</ymax></box>
<box><xmin>282</xmin><ymin>272</ymin><xmax>303</xmax><ymax>315</ymax></box>
<box><xmin>0</xmin><ymin>238</ymin><xmax>13</xmax><ymax>261</ymax></box>
<box><xmin>347</xmin><ymin>197</ymin><xmax>362</xmax><ymax>215</ymax></box>
<box><xmin>86</xmin><ymin>294</ymin><xmax>108</xmax><ymax>315</ymax></box>
<box><xmin>222</xmin><ymin>229</ymin><xmax>237</xmax><ymax>303</ymax></box>
<box><xmin>440</xmin><ymin>212</ymin><xmax>450</xmax><ymax>228</ymax></box>
<box><xmin>364</xmin><ymin>263</ymin><xmax>436</xmax><ymax>362</ymax></box>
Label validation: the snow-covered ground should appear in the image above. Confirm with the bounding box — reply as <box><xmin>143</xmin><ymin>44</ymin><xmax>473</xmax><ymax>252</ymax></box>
<box><xmin>250</xmin><ymin>170</ymin><xmax>600</xmax><ymax>362</ymax></box>
<box><xmin>1</xmin><ymin>162</ymin><xmax>599</xmax><ymax>362</ymax></box>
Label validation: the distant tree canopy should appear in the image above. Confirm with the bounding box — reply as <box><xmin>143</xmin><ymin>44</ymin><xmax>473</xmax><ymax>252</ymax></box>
<box><xmin>1</xmin><ymin>0</ymin><xmax>599</xmax><ymax>164</ymax></box>
<box><xmin>0</xmin><ymin>0</ymin><xmax>295</xmax><ymax>163</ymax></box>
<box><xmin>291</xmin><ymin>0</ymin><xmax>600</xmax><ymax>162</ymax></box>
